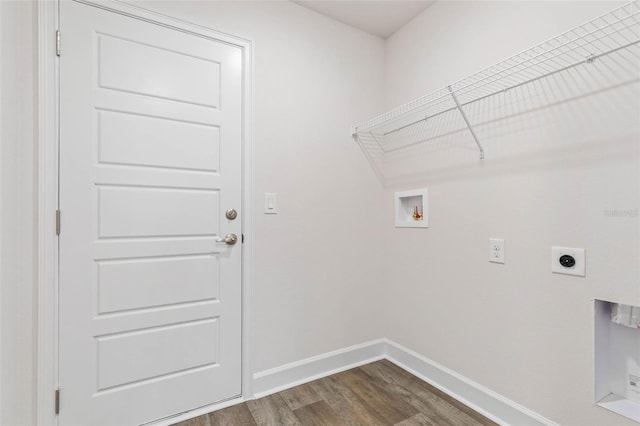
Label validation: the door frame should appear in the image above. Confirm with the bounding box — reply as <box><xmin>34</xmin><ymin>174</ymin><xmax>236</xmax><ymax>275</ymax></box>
<box><xmin>36</xmin><ymin>1</ymin><xmax>255</xmax><ymax>424</ymax></box>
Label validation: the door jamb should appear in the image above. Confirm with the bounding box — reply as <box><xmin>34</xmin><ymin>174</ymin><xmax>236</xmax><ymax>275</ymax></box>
<box><xmin>36</xmin><ymin>1</ymin><xmax>255</xmax><ymax>424</ymax></box>
<box><xmin>37</xmin><ymin>1</ymin><xmax>59</xmax><ymax>423</ymax></box>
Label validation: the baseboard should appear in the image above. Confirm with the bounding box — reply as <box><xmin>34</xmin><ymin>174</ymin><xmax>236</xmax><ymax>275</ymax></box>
<box><xmin>384</xmin><ymin>340</ymin><xmax>558</xmax><ymax>426</ymax></box>
<box><xmin>252</xmin><ymin>338</ymin><xmax>557</xmax><ymax>426</ymax></box>
<box><xmin>252</xmin><ymin>339</ymin><xmax>387</xmax><ymax>398</ymax></box>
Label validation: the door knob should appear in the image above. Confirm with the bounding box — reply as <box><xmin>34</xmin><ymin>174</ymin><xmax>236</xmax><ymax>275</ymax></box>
<box><xmin>216</xmin><ymin>233</ymin><xmax>238</xmax><ymax>245</ymax></box>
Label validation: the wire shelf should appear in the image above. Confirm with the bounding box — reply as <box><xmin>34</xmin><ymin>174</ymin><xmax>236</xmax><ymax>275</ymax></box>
<box><xmin>352</xmin><ymin>1</ymin><xmax>640</xmax><ymax>184</ymax></box>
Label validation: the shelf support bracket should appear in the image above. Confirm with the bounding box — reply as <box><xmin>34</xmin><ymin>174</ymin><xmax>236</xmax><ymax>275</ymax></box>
<box><xmin>351</xmin><ymin>131</ymin><xmax>385</xmax><ymax>185</ymax></box>
<box><xmin>447</xmin><ymin>85</ymin><xmax>485</xmax><ymax>159</ymax></box>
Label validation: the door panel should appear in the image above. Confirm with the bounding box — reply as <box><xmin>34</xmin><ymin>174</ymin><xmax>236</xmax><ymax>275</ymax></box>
<box><xmin>58</xmin><ymin>2</ymin><xmax>243</xmax><ymax>425</ymax></box>
<box><xmin>96</xmin><ymin>319</ymin><xmax>219</xmax><ymax>390</ymax></box>
<box><xmin>97</xmin><ymin>255</ymin><xmax>219</xmax><ymax>314</ymax></box>
<box><xmin>97</xmin><ymin>33</ymin><xmax>221</xmax><ymax>107</ymax></box>
<box><xmin>98</xmin><ymin>110</ymin><xmax>221</xmax><ymax>172</ymax></box>
<box><xmin>97</xmin><ymin>186</ymin><xmax>219</xmax><ymax>238</ymax></box>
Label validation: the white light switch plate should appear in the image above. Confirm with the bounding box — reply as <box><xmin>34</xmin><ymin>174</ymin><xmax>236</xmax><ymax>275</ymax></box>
<box><xmin>265</xmin><ymin>193</ymin><xmax>277</xmax><ymax>214</ymax></box>
<box><xmin>551</xmin><ymin>246</ymin><xmax>585</xmax><ymax>276</ymax></box>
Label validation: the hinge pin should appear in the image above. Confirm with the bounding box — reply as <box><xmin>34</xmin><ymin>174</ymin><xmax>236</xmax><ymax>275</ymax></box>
<box><xmin>56</xmin><ymin>30</ymin><xmax>61</xmax><ymax>57</ymax></box>
<box><xmin>55</xmin><ymin>389</ymin><xmax>60</xmax><ymax>415</ymax></box>
<box><xmin>56</xmin><ymin>210</ymin><xmax>61</xmax><ymax>235</ymax></box>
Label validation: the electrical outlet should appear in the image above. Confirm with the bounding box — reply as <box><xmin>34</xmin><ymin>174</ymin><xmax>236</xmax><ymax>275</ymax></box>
<box><xmin>551</xmin><ymin>246</ymin><xmax>585</xmax><ymax>276</ymax></box>
<box><xmin>489</xmin><ymin>238</ymin><xmax>505</xmax><ymax>264</ymax></box>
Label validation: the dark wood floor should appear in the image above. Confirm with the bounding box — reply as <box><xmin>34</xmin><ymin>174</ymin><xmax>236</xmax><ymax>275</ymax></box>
<box><xmin>172</xmin><ymin>360</ymin><xmax>497</xmax><ymax>426</ymax></box>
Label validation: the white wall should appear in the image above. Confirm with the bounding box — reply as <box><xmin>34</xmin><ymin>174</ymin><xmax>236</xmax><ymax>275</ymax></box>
<box><xmin>0</xmin><ymin>1</ymin><xmax>38</xmax><ymax>425</ymax></box>
<box><xmin>1</xmin><ymin>1</ymin><xmax>3</xmax><ymax>419</ymax></box>
<box><xmin>382</xmin><ymin>1</ymin><xmax>639</xmax><ymax>425</ymax></box>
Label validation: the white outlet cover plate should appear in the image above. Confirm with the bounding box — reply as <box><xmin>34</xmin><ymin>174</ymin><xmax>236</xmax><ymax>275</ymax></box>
<box><xmin>489</xmin><ymin>238</ymin><xmax>505</xmax><ymax>264</ymax></box>
<box><xmin>551</xmin><ymin>246</ymin><xmax>585</xmax><ymax>277</ymax></box>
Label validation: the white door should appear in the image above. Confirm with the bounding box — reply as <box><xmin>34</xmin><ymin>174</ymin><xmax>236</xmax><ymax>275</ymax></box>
<box><xmin>58</xmin><ymin>2</ymin><xmax>243</xmax><ymax>425</ymax></box>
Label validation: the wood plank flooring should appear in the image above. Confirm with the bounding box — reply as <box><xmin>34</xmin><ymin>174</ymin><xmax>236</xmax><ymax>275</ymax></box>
<box><xmin>172</xmin><ymin>360</ymin><xmax>497</xmax><ymax>426</ymax></box>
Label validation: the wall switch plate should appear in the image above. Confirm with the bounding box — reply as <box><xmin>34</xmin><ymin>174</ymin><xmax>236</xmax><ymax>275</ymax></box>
<box><xmin>551</xmin><ymin>246</ymin><xmax>585</xmax><ymax>276</ymax></box>
<box><xmin>489</xmin><ymin>238</ymin><xmax>505</xmax><ymax>264</ymax></box>
<box><xmin>264</xmin><ymin>193</ymin><xmax>277</xmax><ymax>214</ymax></box>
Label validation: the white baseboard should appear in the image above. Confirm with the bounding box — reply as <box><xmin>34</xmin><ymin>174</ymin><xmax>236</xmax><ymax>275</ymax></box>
<box><xmin>252</xmin><ymin>338</ymin><xmax>557</xmax><ymax>426</ymax></box>
<box><xmin>252</xmin><ymin>339</ymin><xmax>387</xmax><ymax>398</ymax></box>
<box><xmin>385</xmin><ymin>340</ymin><xmax>558</xmax><ymax>426</ymax></box>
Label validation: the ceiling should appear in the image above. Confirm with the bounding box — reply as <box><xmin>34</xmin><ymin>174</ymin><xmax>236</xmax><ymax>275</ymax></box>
<box><xmin>291</xmin><ymin>0</ymin><xmax>436</xmax><ymax>39</ymax></box>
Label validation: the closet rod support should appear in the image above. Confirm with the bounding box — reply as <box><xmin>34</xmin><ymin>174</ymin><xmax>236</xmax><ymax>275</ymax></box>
<box><xmin>447</xmin><ymin>85</ymin><xmax>484</xmax><ymax>159</ymax></box>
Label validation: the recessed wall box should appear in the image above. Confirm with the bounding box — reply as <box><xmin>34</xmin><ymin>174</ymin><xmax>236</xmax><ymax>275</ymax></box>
<box><xmin>594</xmin><ymin>300</ymin><xmax>640</xmax><ymax>423</ymax></box>
<box><xmin>395</xmin><ymin>189</ymin><xmax>428</xmax><ymax>228</ymax></box>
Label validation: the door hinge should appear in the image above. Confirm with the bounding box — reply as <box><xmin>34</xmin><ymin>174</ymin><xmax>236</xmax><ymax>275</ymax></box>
<box><xmin>56</xmin><ymin>30</ymin><xmax>61</xmax><ymax>57</ymax></box>
<box><xmin>55</xmin><ymin>388</ymin><xmax>60</xmax><ymax>415</ymax></box>
<box><xmin>56</xmin><ymin>210</ymin><xmax>61</xmax><ymax>235</ymax></box>
<box><xmin>242</xmin><ymin>233</ymin><xmax>244</xmax><ymax>243</ymax></box>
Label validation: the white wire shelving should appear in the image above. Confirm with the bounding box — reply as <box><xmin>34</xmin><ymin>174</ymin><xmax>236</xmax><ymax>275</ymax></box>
<box><xmin>352</xmin><ymin>1</ymin><xmax>640</xmax><ymax>183</ymax></box>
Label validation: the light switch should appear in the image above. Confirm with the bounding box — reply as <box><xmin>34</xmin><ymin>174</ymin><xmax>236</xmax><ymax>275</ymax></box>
<box><xmin>265</xmin><ymin>193</ymin><xmax>277</xmax><ymax>214</ymax></box>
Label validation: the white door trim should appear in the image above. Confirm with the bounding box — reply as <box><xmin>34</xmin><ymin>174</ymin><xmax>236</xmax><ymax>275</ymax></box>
<box><xmin>36</xmin><ymin>1</ymin><xmax>254</xmax><ymax>424</ymax></box>
<box><xmin>37</xmin><ymin>1</ymin><xmax>60</xmax><ymax>423</ymax></box>
<box><xmin>0</xmin><ymin>0</ymin><xmax>3</xmax><ymax>419</ymax></box>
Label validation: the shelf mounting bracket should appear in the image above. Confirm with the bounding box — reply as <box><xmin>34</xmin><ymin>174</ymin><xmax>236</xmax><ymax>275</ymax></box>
<box><xmin>447</xmin><ymin>85</ymin><xmax>485</xmax><ymax>159</ymax></box>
